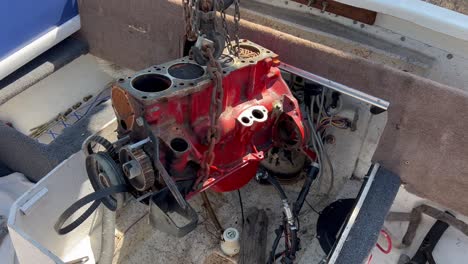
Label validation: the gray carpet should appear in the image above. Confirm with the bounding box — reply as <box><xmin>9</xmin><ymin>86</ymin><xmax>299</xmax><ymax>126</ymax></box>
<box><xmin>334</xmin><ymin>166</ymin><xmax>400</xmax><ymax>264</ymax></box>
<box><xmin>0</xmin><ymin>100</ymin><xmax>115</xmax><ymax>182</ymax></box>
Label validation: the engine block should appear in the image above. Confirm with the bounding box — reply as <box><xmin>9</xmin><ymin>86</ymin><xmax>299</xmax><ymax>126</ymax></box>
<box><xmin>111</xmin><ymin>40</ymin><xmax>306</xmax><ymax>197</ymax></box>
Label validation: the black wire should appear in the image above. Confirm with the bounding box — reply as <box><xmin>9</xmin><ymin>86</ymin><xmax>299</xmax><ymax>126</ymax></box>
<box><xmin>237</xmin><ymin>189</ymin><xmax>245</xmax><ymax>225</ymax></box>
<box><xmin>305</xmin><ymin>199</ymin><xmax>321</xmax><ymax>215</ymax></box>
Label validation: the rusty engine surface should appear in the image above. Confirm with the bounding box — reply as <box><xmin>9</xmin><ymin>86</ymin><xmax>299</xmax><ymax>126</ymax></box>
<box><xmin>106</xmin><ymin>40</ymin><xmax>310</xmax><ymax>235</ymax></box>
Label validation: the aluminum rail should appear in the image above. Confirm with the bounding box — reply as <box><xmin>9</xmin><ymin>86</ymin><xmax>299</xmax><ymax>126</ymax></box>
<box><xmin>327</xmin><ymin>163</ymin><xmax>380</xmax><ymax>264</ymax></box>
<box><xmin>279</xmin><ymin>63</ymin><xmax>390</xmax><ymax>110</ymax></box>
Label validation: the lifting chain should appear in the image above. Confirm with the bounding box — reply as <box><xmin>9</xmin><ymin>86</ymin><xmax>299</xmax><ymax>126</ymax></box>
<box><xmin>220</xmin><ymin>0</ymin><xmax>240</xmax><ymax>56</ymax></box>
<box><xmin>182</xmin><ymin>0</ymin><xmax>241</xmax><ymax>57</ymax></box>
<box><xmin>181</xmin><ymin>0</ymin><xmax>240</xmax><ymax>188</ymax></box>
<box><xmin>182</xmin><ymin>0</ymin><xmax>197</xmax><ymax>41</ymax></box>
<box><xmin>196</xmin><ymin>45</ymin><xmax>224</xmax><ymax>187</ymax></box>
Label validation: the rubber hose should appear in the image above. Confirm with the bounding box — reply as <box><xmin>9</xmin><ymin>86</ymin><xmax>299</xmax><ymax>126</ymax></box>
<box><xmin>267</xmin><ymin>225</ymin><xmax>285</xmax><ymax>264</ymax></box>
<box><xmin>293</xmin><ymin>165</ymin><xmax>320</xmax><ymax>217</ymax></box>
<box><xmin>267</xmin><ymin>174</ymin><xmax>288</xmax><ymax>200</ymax></box>
<box><xmin>98</xmin><ymin>206</ymin><xmax>117</xmax><ymax>264</ymax></box>
<box><xmin>94</xmin><ymin>152</ymin><xmax>124</xmax><ymax>264</ymax></box>
<box><xmin>290</xmin><ymin>228</ymin><xmax>298</xmax><ymax>259</ymax></box>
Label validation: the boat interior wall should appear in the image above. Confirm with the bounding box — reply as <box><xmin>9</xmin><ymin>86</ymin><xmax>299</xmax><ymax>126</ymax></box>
<box><xmin>76</xmin><ymin>0</ymin><xmax>468</xmax><ymax>216</ymax></box>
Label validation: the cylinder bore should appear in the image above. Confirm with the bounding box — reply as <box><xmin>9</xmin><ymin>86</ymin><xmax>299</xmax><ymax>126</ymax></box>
<box><xmin>170</xmin><ymin>137</ymin><xmax>189</xmax><ymax>152</ymax></box>
<box><xmin>238</xmin><ymin>45</ymin><xmax>261</xmax><ymax>59</ymax></box>
<box><xmin>131</xmin><ymin>74</ymin><xmax>172</xmax><ymax>92</ymax></box>
<box><xmin>168</xmin><ymin>63</ymin><xmax>205</xmax><ymax>80</ymax></box>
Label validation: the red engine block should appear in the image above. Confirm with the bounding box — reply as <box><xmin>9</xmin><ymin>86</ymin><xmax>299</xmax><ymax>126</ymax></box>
<box><xmin>111</xmin><ymin>40</ymin><xmax>306</xmax><ymax>196</ymax></box>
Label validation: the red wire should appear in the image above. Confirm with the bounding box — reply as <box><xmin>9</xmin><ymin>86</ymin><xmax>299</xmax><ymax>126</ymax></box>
<box><xmin>367</xmin><ymin>229</ymin><xmax>392</xmax><ymax>264</ymax></box>
<box><xmin>376</xmin><ymin>229</ymin><xmax>392</xmax><ymax>254</ymax></box>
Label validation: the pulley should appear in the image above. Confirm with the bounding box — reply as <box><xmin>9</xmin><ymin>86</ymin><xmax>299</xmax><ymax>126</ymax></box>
<box><xmin>119</xmin><ymin>147</ymin><xmax>155</xmax><ymax>192</ymax></box>
<box><xmin>86</xmin><ymin>152</ymin><xmax>126</xmax><ymax>210</ymax></box>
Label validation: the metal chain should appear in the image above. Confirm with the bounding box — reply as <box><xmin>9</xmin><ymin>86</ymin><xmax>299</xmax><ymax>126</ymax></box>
<box><xmin>220</xmin><ymin>0</ymin><xmax>234</xmax><ymax>55</ymax></box>
<box><xmin>233</xmin><ymin>0</ymin><xmax>241</xmax><ymax>56</ymax></box>
<box><xmin>181</xmin><ymin>0</ymin><xmax>235</xmax><ymax>186</ymax></box>
<box><xmin>183</xmin><ymin>0</ymin><xmax>195</xmax><ymax>41</ymax></box>
<box><xmin>219</xmin><ymin>0</ymin><xmax>240</xmax><ymax>56</ymax></box>
<box><xmin>184</xmin><ymin>0</ymin><xmax>240</xmax><ymax>56</ymax></box>
<box><xmin>199</xmin><ymin>46</ymin><xmax>224</xmax><ymax>184</ymax></box>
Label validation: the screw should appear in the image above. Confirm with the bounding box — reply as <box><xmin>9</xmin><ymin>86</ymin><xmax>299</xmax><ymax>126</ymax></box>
<box><xmin>447</xmin><ymin>54</ymin><xmax>453</xmax><ymax>60</ymax></box>
<box><xmin>400</xmin><ymin>36</ymin><xmax>406</xmax><ymax>41</ymax></box>
<box><xmin>136</xmin><ymin>117</ymin><xmax>144</xmax><ymax>127</ymax></box>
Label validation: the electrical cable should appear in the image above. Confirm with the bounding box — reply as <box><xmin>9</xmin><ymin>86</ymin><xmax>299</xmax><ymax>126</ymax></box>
<box><xmin>308</xmin><ymin>96</ymin><xmax>324</xmax><ymax>192</ymax></box>
<box><xmin>376</xmin><ymin>229</ymin><xmax>392</xmax><ymax>254</ymax></box>
<box><xmin>308</xmin><ymin>93</ymin><xmax>335</xmax><ymax>208</ymax></box>
<box><xmin>315</xmin><ymin>122</ymin><xmax>334</xmax><ymax>199</ymax></box>
<box><xmin>114</xmin><ymin>212</ymin><xmax>149</xmax><ymax>256</ymax></box>
<box><xmin>307</xmin><ymin>99</ymin><xmax>324</xmax><ymax>193</ymax></box>
<box><xmin>237</xmin><ymin>189</ymin><xmax>245</xmax><ymax>226</ymax></box>
<box><xmin>304</xmin><ymin>199</ymin><xmax>321</xmax><ymax>215</ymax></box>
<box><xmin>366</xmin><ymin>229</ymin><xmax>393</xmax><ymax>264</ymax></box>
<box><xmin>314</xmin><ymin>96</ymin><xmax>334</xmax><ymax>190</ymax></box>
<box><xmin>316</xmin><ymin>89</ymin><xmax>325</xmax><ymax>128</ymax></box>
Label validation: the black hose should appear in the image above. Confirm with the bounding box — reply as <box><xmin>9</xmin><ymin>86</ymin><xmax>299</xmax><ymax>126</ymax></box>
<box><xmin>267</xmin><ymin>224</ymin><xmax>285</xmax><ymax>264</ymax></box>
<box><xmin>266</xmin><ymin>164</ymin><xmax>319</xmax><ymax>263</ymax></box>
<box><xmin>266</xmin><ymin>174</ymin><xmax>288</xmax><ymax>201</ymax></box>
<box><xmin>293</xmin><ymin>165</ymin><xmax>320</xmax><ymax>217</ymax></box>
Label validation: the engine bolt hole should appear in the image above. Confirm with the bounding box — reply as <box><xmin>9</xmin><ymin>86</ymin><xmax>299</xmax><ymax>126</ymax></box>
<box><xmin>241</xmin><ymin>117</ymin><xmax>250</xmax><ymax>124</ymax></box>
<box><xmin>252</xmin><ymin>109</ymin><xmax>264</xmax><ymax>119</ymax></box>
<box><xmin>170</xmin><ymin>138</ymin><xmax>189</xmax><ymax>152</ymax></box>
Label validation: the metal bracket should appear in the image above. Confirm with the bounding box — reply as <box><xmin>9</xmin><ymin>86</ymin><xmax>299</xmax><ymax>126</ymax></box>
<box><xmin>149</xmin><ymin>190</ymin><xmax>199</xmax><ymax>237</ymax></box>
<box><xmin>279</xmin><ymin>63</ymin><xmax>390</xmax><ymax>111</ymax></box>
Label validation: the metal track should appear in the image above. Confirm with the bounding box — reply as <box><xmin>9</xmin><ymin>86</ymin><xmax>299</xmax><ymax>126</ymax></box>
<box><xmin>279</xmin><ymin>63</ymin><xmax>390</xmax><ymax>110</ymax></box>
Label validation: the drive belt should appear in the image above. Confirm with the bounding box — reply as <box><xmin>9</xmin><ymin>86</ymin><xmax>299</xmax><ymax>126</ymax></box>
<box><xmin>54</xmin><ymin>185</ymin><xmax>128</xmax><ymax>235</ymax></box>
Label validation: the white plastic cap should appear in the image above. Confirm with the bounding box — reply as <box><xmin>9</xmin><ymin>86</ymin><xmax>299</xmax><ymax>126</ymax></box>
<box><xmin>221</xmin><ymin>227</ymin><xmax>240</xmax><ymax>256</ymax></box>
